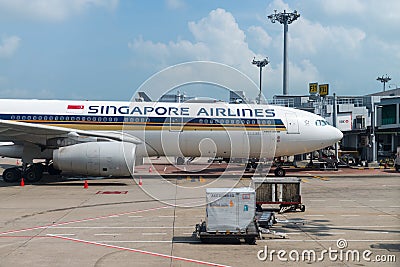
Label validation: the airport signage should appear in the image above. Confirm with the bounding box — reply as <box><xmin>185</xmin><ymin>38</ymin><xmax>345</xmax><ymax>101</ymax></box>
<box><xmin>309</xmin><ymin>83</ymin><xmax>318</xmax><ymax>94</ymax></box>
<box><xmin>319</xmin><ymin>84</ymin><xmax>329</xmax><ymax>96</ymax></box>
<box><xmin>337</xmin><ymin>113</ymin><xmax>352</xmax><ymax>131</ymax></box>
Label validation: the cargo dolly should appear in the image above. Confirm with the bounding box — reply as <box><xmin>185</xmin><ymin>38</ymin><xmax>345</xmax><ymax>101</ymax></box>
<box><xmin>195</xmin><ymin>219</ymin><xmax>259</xmax><ymax>245</ymax></box>
<box><xmin>253</xmin><ymin>177</ymin><xmax>305</xmax><ymax>213</ymax></box>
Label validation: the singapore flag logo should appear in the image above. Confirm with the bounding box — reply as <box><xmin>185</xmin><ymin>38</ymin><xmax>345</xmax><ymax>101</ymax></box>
<box><xmin>67</xmin><ymin>104</ymin><xmax>85</xmax><ymax>114</ymax></box>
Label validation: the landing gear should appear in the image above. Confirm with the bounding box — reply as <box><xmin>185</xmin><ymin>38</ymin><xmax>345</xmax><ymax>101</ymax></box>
<box><xmin>2</xmin><ymin>163</ymin><xmax>45</xmax><ymax>183</ymax></box>
<box><xmin>2</xmin><ymin>167</ymin><xmax>22</xmax><ymax>183</ymax></box>
<box><xmin>274</xmin><ymin>167</ymin><xmax>286</xmax><ymax>177</ymax></box>
<box><xmin>245</xmin><ymin>158</ymin><xmax>259</xmax><ymax>172</ymax></box>
<box><xmin>24</xmin><ymin>163</ymin><xmax>44</xmax><ymax>183</ymax></box>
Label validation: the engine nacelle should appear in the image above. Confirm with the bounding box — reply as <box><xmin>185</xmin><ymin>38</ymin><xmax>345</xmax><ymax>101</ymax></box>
<box><xmin>53</xmin><ymin>142</ymin><xmax>136</xmax><ymax>176</ymax></box>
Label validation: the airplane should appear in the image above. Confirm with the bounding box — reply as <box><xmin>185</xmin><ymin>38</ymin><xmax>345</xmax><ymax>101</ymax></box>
<box><xmin>0</xmin><ymin>98</ymin><xmax>343</xmax><ymax>183</ymax></box>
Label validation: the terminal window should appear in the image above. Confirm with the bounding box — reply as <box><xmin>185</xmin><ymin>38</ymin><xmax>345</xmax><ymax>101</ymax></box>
<box><xmin>381</xmin><ymin>104</ymin><xmax>396</xmax><ymax>125</ymax></box>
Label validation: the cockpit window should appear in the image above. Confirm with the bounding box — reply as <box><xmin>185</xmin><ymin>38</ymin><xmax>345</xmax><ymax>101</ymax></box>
<box><xmin>315</xmin><ymin>120</ymin><xmax>329</xmax><ymax>126</ymax></box>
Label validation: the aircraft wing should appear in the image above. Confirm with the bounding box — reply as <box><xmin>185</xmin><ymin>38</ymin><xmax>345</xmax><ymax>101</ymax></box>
<box><xmin>0</xmin><ymin>120</ymin><xmax>142</xmax><ymax>146</ymax></box>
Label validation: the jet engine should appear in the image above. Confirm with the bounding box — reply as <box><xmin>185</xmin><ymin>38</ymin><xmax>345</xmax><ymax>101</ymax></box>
<box><xmin>53</xmin><ymin>142</ymin><xmax>136</xmax><ymax>176</ymax></box>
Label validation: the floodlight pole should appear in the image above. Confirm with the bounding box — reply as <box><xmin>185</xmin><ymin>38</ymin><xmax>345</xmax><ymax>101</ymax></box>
<box><xmin>268</xmin><ymin>10</ymin><xmax>300</xmax><ymax>95</ymax></box>
<box><xmin>376</xmin><ymin>75</ymin><xmax>391</xmax><ymax>92</ymax></box>
<box><xmin>252</xmin><ymin>57</ymin><xmax>269</xmax><ymax>104</ymax></box>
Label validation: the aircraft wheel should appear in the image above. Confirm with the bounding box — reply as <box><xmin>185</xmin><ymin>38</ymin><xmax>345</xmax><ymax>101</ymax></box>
<box><xmin>176</xmin><ymin>157</ymin><xmax>185</xmax><ymax>165</ymax></box>
<box><xmin>274</xmin><ymin>167</ymin><xmax>286</xmax><ymax>177</ymax></box>
<box><xmin>245</xmin><ymin>163</ymin><xmax>251</xmax><ymax>171</ymax></box>
<box><xmin>2</xmin><ymin>168</ymin><xmax>22</xmax><ymax>183</ymax></box>
<box><xmin>24</xmin><ymin>164</ymin><xmax>43</xmax><ymax>183</ymax></box>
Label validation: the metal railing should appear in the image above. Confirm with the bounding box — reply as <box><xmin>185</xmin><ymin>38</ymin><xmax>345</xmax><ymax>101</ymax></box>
<box><xmin>267</xmin><ymin>98</ymin><xmax>295</xmax><ymax>107</ymax></box>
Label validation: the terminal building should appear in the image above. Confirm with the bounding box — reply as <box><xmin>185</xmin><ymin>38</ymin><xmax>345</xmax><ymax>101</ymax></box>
<box><xmin>272</xmin><ymin>88</ymin><xmax>400</xmax><ymax>164</ymax></box>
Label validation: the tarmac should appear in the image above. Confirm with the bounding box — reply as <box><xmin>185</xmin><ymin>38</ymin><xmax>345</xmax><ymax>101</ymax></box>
<box><xmin>0</xmin><ymin>159</ymin><xmax>399</xmax><ymax>266</ymax></box>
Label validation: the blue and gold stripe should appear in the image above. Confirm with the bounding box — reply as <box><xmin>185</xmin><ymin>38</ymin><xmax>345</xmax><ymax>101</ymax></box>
<box><xmin>0</xmin><ymin>114</ymin><xmax>287</xmax><ymax>131</ymax></box>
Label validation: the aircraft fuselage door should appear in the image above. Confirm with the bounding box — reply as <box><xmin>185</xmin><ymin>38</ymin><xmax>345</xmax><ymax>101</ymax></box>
<box><xmin>285</xmin><ymin>112</ymin><xmax>299</xmax><ymax>134</ymax></box>
<box><xmin>170</xmin><ymin>117</ymin><xmax>183</xmax><ymax>132</ymax></box>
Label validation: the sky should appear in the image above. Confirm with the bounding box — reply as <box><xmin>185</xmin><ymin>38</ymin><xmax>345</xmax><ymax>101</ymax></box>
<box><xmin>0</xmin><ymin>0</ymin><xmax>399</xmax><ymax>101</ymax></box>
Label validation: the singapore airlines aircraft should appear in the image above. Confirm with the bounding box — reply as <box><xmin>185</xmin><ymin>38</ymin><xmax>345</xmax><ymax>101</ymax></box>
<box><xmin>0</xmin><ymin>99</ymin><xmax>342</xmax><ymax>183</ymax></box>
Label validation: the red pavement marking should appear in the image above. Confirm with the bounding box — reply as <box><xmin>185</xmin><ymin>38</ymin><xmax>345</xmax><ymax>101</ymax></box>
<box><xmin>0</xmin><ymin>238</ymin><xmax>50</xmax><ymax>240</ymax></box>
<box><xmin>48</xmin><ymin>234</ymin><xmax>231</xmax><ymax>267</ymax></box>
<box><xmin>0</xmin><ymin>205</ymin><xmax>170</xmax><ymax>236</ymax></box>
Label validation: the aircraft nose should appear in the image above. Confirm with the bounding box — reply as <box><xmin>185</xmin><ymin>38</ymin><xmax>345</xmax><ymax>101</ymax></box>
<box><xmin>331</xmin><ymin>127</ymin><xmax>343</xmax><ymax>142</ymax></box>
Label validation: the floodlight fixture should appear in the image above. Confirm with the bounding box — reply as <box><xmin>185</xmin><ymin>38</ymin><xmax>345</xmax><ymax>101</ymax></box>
<box><xmin>376</xmin><ymin>74</ymin><xmax>391</xmax><ymax>92</ymax></box>
<box><xmin>252</xmin><ymin>57</ymin><xmax>270</xmax><ymax>104</ymax></box>
<box><xmin>268</xmin><ymin>9</ymin><xmax>300</xmax><ymax>95</ymax></box>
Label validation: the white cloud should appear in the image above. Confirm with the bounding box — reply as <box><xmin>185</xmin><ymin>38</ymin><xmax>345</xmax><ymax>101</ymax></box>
<box><xmin>0</xmin><ymin>36</ymin><xmax>21</xmax><ymax>58</ymax></box>
<box><xmin>129</xmin><ymin>8</ymin><xmax>325</xmax><ymax>97</ymax></box>
<box><xmin>247</xmin><ymin>26</ymin><xmax>272</xmax><ymax>52</ymax></box>
<box><xmin>0</xmin><ymin>0</ymin><xmax>118</xmax><ymax>21</ymax></box>
<box><xmin>267</xmin><ymin>0</ymin><xmax>290</xmax><ymax>12</ymax></box>
<box><xmin>291</xmin><ymin>19</ymin><xmax>366</xmax><ymax>55</ymax></box>
<box><xmin>130</xmin><ymin>9</ymin><xmax>256</xmax><ymax>68</ymax></box>
<box><xmin>166</xmin><ymin>0</ymin><xmax>185</xmax><ymax>10</ymax></box>
<box><xmin>319</xmin><ymin>0</ymin><xmax>365</xmax><ymax>15</ymax></box>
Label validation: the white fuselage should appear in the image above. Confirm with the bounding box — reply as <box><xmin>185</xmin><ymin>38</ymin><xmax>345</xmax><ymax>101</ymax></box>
<box><xmin>0</xmin><ymin>99</ymin><xmax>343</xmax><ymax>160</ymax></box>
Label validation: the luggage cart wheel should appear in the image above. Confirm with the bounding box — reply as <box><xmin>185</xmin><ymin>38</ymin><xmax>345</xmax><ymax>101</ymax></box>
<box><xmin>300</xmin><ymin>205</ymin><xmax>306</xmax><ymax>212</ymax></box>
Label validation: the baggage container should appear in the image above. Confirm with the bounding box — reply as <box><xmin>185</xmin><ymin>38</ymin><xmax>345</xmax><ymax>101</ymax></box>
<box><xmin>206</xmin><ymin>187</ymin><xmax>255</xmax><ymax>233</ymax></box>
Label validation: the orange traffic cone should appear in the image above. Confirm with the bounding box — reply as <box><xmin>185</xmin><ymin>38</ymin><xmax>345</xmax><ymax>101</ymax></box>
<box><xmin>84</xmin><ymin>180</ymin><xmax>88</xmax><ymax>189</ymax></box>
<box><xmin>138</xmin><ymin>177</ymin><xmax>143</xmax><ymax>186</ymax></box>
<box><xmin>20</xmin><ymin>178</ymin><xmax>25</xmax><ymax>187</ymax></box>
<box><xmin>148</xmin><ymin>167</ymin><xmax>152</xmax><ymax>173</ymax></box>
